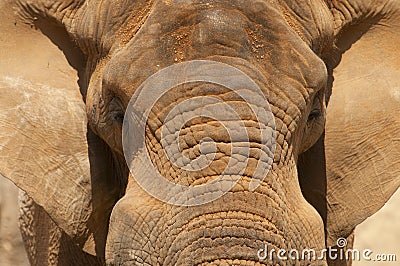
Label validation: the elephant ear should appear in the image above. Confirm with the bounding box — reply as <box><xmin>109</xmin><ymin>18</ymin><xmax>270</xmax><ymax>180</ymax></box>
<box><xmin>323</xmin><ymin>0</ymin><xmax>400</xmax><ymax>246</ymax></box>
<box><xmin>0</xmin><ymin>1</ymin><xmax>121</xmax><ymax>257</ymax></box>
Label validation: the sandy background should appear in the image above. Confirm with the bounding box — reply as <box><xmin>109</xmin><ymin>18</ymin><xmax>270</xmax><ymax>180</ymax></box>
<box><xmin>0</xmin><ymin>175</ymin><xmax>398</xmax><ymax>265</ymax></box>
<box><xmin>353</xmin><ymin>188</ymin><xmax>400</xmax><ymax>266</ymax></box>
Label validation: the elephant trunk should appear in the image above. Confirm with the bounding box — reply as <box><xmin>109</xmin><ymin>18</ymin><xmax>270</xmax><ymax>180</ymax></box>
<box><xmin>107</xmin><ymin>185</ymin><xmax>286</xmax><ymax>265</ymax></box>
<box><xmin>106</xmin><ymin>170</ymin><xmax>326</xmax><ymax>265</ymax></box>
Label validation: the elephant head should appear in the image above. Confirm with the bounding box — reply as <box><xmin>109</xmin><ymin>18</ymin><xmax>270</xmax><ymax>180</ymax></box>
<box><xmin>1</xmin><ymin>0</ymin><xmax>399</xmax><ymax>265</ymax></box>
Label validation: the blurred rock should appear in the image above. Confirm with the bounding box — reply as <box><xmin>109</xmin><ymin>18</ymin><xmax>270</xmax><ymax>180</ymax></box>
<box><xmin>0</xmin><ymin>176</ymin><xmax>29</xmax><ymax>266</ymax></box>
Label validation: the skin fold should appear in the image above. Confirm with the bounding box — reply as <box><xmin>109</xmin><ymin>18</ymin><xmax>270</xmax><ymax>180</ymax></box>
<box><xmin>0</xmin><ymin>0</ymin><xmax>399</xmax><ymax>265</ymax></box>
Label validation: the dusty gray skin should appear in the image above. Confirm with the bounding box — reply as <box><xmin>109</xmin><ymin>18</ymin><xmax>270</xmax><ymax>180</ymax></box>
<box><xmin>0</xmin><ymin>0</ymin><xmax>400</xmax><ymax>265</ymax></box>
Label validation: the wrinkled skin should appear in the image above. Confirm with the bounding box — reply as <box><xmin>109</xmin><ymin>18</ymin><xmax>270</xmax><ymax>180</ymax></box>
<box><xmin>1</xmin><ymin>0</ymin><xmax>400</xmax><ymax>265</ymax></box>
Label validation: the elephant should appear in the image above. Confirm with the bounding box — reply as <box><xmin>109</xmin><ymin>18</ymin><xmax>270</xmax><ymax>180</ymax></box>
<box><xmin>1</xmin><ymin>0</ymin><xmax>399</xmax><ymax>265</ymax></box>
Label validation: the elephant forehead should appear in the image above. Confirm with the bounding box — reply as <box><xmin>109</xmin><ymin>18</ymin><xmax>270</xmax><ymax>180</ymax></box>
<box><xmin>71</xmin><ymin>0</ymin><xmax>333</xmax><ymax>58</ymax></box>
<box><xmin>99</xmin><ymin>2</ymin><xmax>328</xmax><ymax>104</ymax></box>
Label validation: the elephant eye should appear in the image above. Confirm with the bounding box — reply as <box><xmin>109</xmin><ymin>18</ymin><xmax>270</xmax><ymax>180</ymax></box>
<box><xmin>113</xmin><ymin>113</ymin><xmax>125</xmax><ymax>124</ymax></box>
<box><xmin>307</xmin><ymin>90</ymin><xmax>323</xmax><ymax>121</ymax></box>
<box><xmin>308</xmin><ymin>108</ymin><xmax>321</xmax><ymax>121</ymax></box>
<box><xmin>109</xmin><ymin>96</ymin><xmax>125</xmax><ymax>124</ymax></box>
